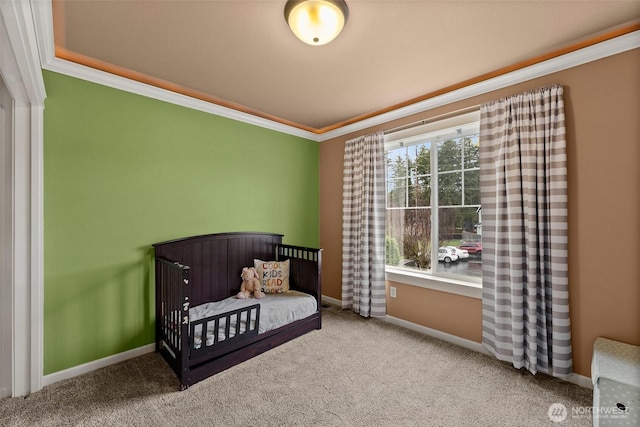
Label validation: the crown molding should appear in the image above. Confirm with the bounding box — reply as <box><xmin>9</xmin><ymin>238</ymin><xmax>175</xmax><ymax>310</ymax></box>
<box><xmin>318</xmin><ymin>29</ymin><xmax>640</xmax><ymax>141</ymax></box>
<box><xmin>30</xmin><ymin>1</ymin><xmax>322</xmax><ymax>142</ymax></box>
<box><xmin>30</xmin><ymin>1</ymin><xmax>639</xmax><ymax>143</ymax></box>
<box><xmin>45</xmin><ymin>56</ymin><xmax>323</xmax><ymax>141</ymax></box>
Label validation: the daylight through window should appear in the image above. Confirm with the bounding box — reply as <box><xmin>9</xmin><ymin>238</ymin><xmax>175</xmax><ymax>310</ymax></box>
<box><xmin>385</xmin><ymin>112</ymin><xmax>481</xmax><ymax>282</ymax></box>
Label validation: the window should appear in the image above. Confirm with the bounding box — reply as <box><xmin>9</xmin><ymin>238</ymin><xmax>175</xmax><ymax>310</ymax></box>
<box><xmin>385</xmin><ymin>111</ymin><xmax>481</xmax><ymax>284</ymax></box>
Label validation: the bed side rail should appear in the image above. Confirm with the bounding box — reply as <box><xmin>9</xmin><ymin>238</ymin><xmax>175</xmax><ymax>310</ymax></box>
<box><xmin>276</xmin><ymin>244</ymin><xmax>322</xmax><ymax>310</ymax></box>
<box><xmin>155</xmin><ymin>256</ymin><xmax>190</xmax><ymax>377</ymax></box>
<box><xmin>189</xmin><ymin>304</ymin><xmax>260</xmax><ymax>361</ymax></box>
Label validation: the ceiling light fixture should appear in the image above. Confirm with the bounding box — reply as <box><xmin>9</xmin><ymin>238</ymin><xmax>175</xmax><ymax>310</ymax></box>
<box><xmin>284</xmin><ymin>0</ymin><xmax>349</xmax><ymax>46</ymax></box>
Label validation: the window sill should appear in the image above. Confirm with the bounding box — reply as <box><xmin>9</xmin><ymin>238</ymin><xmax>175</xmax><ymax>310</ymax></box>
<box><xmin>385</xmin><ymin>267</ymin><xmax>482</xmax><ymax>299</ymax></box>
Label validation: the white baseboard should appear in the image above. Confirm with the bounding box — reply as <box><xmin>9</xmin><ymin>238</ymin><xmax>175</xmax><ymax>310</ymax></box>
<box><xmin>321</xmin><ymin>294</ymin><xmax>341</xmax><ymax>307</ymax></box>
<box><xmin>39</xmin><ymin>294</ymin><xmax>342</xmax><ymax>388</ymax></box>
<box><xmin>565</xmin><ymin>373</ymin><xmax>593</xmax><ymax>389</ymax></box>
<box><xmin>385</xmin><ymin>315</ymin><xmax>490</xmax><ymax>355</ymax></box>
<box><xmin>385</xmin><ymin>314</ymin><xmax>593</xmax><ymax>389</ymax></box>
<box><xmin>0</xmin><ymin>385</ymin><xmax>11</xmax><ymax>399</ymax></box>
<box><xmin>42</xmin><ymin>344</ymin><xmax>156</xmax><ymax>387</ymax></box>
<box><xmin>39</xmin><ymin>305</ymin><xmax>594</xmax><ymax>391</ymax></box>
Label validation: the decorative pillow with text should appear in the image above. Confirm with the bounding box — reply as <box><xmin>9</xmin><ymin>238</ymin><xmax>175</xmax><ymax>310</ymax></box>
<box><xmin>254</xmin><ymin>259</ymin><xmax>290</xmax><ymax>294</ymax></box>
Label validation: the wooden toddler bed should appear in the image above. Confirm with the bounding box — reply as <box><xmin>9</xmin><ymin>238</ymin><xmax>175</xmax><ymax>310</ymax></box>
<box><xmin>153</xmin><ymin>232</ymin><xmax>322</xmax><ymax>389</ymax></box>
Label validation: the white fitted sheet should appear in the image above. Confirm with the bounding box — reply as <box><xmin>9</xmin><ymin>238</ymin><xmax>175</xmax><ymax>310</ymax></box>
<box><xmin>189</xmin><ymin>290</ymin><xmax>317</xmax><ymax>349</ymax></box>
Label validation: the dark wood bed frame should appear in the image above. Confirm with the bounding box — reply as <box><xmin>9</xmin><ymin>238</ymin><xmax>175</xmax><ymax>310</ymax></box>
<box><xmin>153</xmin><ymin>232</ymin><xmax>322</xmax><ymax>389</ymax></box>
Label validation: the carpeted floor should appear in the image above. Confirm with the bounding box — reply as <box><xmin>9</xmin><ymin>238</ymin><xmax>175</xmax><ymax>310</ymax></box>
<box><xmin>0</xmin><ymin>306</ymin><xmax>592</xmax><ymax>426</ymax></box>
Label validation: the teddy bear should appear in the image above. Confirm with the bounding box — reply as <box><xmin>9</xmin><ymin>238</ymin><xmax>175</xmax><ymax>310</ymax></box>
<box><xmin>237</xmin><ymin>267</ymin><xmax>265</xmax><ymax>299</ymax></box>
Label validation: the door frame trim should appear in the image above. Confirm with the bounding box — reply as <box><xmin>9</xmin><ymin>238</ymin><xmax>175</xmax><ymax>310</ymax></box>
<box><xmin>0</xmin><ymin>0</ymin><xmax>46</xmax><ymax>396</ymax></box>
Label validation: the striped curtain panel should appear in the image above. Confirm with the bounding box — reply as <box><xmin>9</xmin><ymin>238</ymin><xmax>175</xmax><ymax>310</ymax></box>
<box><xmin>341</xmin><ymin>131</ymin><xmax>386</xmax><ymax>318</ymax></box>
<box><xmin>479</xmin><ymin>85</ymin><xmax>572</xmax><ymax>378</ymax></box>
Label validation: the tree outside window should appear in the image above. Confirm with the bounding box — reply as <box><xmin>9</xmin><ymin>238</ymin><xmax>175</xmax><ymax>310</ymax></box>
<box><xmin>385</xmin><ymin>123</ymin><xmax>481</xmax><ymax>281</ymax></box>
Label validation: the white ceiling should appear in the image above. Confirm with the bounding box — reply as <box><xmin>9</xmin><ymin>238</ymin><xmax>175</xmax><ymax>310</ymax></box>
<box><xmin>53</xmin><ymin>0</ymin><xmax>640</xmax><ymax>133</ymax></box>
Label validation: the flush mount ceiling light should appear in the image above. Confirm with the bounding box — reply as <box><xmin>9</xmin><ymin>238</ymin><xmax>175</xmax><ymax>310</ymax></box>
<box><xmin>284</xmin><ymin>0</ymin><xmax>349</xmax><ymax>46</ymax></box>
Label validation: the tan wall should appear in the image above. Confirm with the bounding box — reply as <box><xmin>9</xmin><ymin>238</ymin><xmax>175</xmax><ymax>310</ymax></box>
<box><xmin>319</xmin><ymin>48</ymin><xmax>640</xmax><ymax>378</ymax></box>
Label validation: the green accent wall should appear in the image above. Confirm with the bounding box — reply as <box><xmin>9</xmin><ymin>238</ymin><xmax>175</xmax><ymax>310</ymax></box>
<box><xmin>42</xmin><ymin>71</ymin><xmax>319</xmax><ymax>374</ymax></box>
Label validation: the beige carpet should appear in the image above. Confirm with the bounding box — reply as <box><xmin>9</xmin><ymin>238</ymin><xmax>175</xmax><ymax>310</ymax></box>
<box><xmin>0</xmin><ymin>306</ymin><xmax>592</xmax><ymax>426</ymax></box>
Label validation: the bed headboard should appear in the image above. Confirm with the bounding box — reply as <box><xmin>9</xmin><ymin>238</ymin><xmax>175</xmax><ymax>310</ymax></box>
<box><xmin>153</xmin><ymin>232</ymin><xmax>283</xmax><ymax>306</ymax></box>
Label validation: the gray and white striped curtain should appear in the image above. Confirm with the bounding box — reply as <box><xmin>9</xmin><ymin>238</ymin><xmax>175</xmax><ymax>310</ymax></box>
<box><xmin>479</xmin><ymin>85</ymin><xmax>572</xmax><ymax>378</ymax></box>
<box><xmin>341</xmin><ymin>131</ymin><xmax>386</xmax><ymax>318</ymax></box>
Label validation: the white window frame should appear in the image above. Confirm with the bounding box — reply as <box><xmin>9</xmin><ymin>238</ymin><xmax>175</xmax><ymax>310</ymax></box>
<box><xmin>384</xmin><ymin>110</ymin><xmax>482</xmax><ymax>299</ymax></box>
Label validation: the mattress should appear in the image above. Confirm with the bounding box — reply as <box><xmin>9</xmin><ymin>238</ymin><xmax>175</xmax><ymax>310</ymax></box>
<box><xmin>189</xmin><ymin>290</ymin><xmax>317</xmax><ymax>349</ymax></box>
